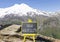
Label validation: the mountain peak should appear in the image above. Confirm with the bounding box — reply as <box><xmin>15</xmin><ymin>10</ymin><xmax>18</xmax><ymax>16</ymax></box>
<box><xmin>13</xmin><ymin>3</ymin><xmax>29</xmax><ymax>7</ymax></box>
<box><xmin>20</xmin><ymin>3</ymin><xmax>29</xmax><ymax>6</ymax></box>
<box><xmin>0</xmin><ymin>3</ymin><xmax>52</xmax><ymax>18</ymax></box>
<box><xmin>10</xmin><ymin>3</ymin><xmax>34</xmax><ymax>13</ymax></box>
<box><xmin>0</xmin><ymin>3</ymin><xmax>35</xmax><ymax>17</ymax></box>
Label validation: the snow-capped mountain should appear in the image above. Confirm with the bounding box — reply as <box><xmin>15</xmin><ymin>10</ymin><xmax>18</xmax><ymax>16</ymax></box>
<box><xmin>0</xmin><ymin>3</ymin><xmax>52</xmax><ymax>18</ymax></box>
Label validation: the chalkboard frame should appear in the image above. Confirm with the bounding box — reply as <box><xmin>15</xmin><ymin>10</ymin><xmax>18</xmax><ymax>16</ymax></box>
<box><xmin>21</xmin><ymin>22</ymin><xmax>37</xmax><ymax>34</ymax></box>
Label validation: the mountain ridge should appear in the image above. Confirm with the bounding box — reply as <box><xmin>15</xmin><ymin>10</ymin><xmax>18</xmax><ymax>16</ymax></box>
<box><xmin>0</xmin><ymin>3</ymin><xmax>53</xmax><ymax>18</ymax></box>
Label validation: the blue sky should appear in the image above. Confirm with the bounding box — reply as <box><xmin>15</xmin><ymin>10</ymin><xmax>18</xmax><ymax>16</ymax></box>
<box><xmin>0</xmin><ymin>0</ymin><xmax>60</xmax><ymax>12</ymax></box>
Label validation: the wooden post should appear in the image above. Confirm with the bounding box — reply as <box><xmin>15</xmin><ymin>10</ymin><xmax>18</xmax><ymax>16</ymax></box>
<box><xmin>23</xmin><ymin>36</ymin><xmax>26</xmax><ymax>42</ymax></box>
<box><xmin>33</xmin><ymin>35</ymin><xmax>35</xmax><ymax>42</ymax></box>
<box><xmin>23</xmin><ymin>34</ymin><xmax>36</xmax><ymax>42</ymax></box>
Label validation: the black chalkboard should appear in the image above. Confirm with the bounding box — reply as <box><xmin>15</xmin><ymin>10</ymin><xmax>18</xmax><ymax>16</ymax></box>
<box><xmin>22</xmin><ymin>23</ymin><xmax>37</xmax><ymax>34</ymax></box>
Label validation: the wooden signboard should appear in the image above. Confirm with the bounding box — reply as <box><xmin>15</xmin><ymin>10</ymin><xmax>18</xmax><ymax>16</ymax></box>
<box><xmin>22</xmin><ymin>23</ymin><xmax>37</xmax><ymax>34</ymax></box>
